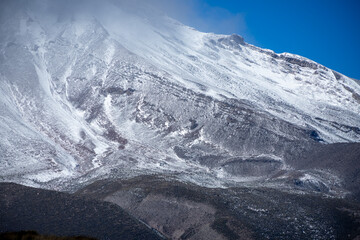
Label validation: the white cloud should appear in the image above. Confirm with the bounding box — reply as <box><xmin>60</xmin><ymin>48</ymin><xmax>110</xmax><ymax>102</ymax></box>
<box><xmin>145</xmin><ymin>0</ymin><xmax>247</xmax><ymax>33</ymax></box>
<box><xmin>138</xmin><ymin>0</ymin><xmax>254</xmax><ymax>42</ymax></box>
<box><xmin>1</xmin><ymin>0</ymin><xmax>253</xmax><ymax>42</ymax></box>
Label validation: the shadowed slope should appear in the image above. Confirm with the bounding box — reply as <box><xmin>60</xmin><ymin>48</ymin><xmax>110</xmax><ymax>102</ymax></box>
<box><xmin>0</xmin><ymin>183</ymin><xmax>164</xmax><ymax>240</ymax></box>
<box><xmin>76</xmin><ymin>176</ymin><xmax>360</xmax><ymax>240</ymax></box>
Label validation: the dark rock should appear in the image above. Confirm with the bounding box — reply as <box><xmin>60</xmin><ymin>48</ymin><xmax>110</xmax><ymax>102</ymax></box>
<box><xmin>0</xmin><ymin>183</ymin><xmax>164</xmax><ymax>240</ymax></box>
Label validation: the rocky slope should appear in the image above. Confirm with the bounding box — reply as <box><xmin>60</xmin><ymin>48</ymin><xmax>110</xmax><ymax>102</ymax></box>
<box><xmin>1</xmin><ymin>179</ymin><xmax>360</xmax><ymax>240</ymax></box>
<box><xmin>0</xmin><ymin>182</ymin><xmax>164</xmax><ymax>240</ymax></box>
<box><xmin>13</xmin><ymin>176</ymin><xmax>360</xmax><ymax>240</ymax></box>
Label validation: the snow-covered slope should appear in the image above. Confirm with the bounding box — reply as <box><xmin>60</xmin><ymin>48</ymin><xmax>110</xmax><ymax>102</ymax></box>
<box><xmin>0</xmin><ymin>0</ymin><xmax>359</xmax><ymax>194</ymax></box>
<box><xmin>93</xmin><ymin>1</ymin><xmax>360</xmax><ymax>143</ymax></box>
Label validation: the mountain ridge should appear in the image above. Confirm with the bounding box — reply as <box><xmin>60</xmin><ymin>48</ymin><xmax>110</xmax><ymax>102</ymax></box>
<box><xmin>0</xmin><ymin>0</ymin><xmax>359</xmax><ymax>200</ymax></box>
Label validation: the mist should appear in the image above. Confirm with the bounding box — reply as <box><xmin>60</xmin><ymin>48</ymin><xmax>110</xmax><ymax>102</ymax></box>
<box><xmin>0</xmin><ymin>0</ymin><xmax>249</xmax><ymax>37</ymax></box>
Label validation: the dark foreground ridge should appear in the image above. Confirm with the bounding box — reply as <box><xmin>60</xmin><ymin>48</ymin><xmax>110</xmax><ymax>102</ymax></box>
<box><xmin>2</xmin><ymin>177</ymin><xmax>360</xmax><ymax>240</ymax></box>
<box><xmin>0</xmin><ymin>182</ymin><xmax>164</xmax><ymax>240</ymax></box>
<box><xmin>0</xmin><ymin>231</ymin><xmax>97</xmax><ymax>240</ymax></box>
<box><xmin>75</xmin><ymin>175</ymin><xmax>360</xmax><ymax>240</ymax></box>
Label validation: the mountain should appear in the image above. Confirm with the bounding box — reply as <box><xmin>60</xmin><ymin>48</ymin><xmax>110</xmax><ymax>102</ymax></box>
<box><xmin>1</xmin><ymin>0</ymin><xmax>359</xmax><ymax>194</ymax></box>
<box><xmin>0</xmin><ymin>1</ymin><xmax>360</xmax><ymax>238</ymax></box>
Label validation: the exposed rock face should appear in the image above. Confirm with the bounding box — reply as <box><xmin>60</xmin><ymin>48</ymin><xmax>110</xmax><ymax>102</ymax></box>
<box><xmin>289</xmin><ymin>142</ymin><xmax>360</xmax><ymax>201</ymax></box>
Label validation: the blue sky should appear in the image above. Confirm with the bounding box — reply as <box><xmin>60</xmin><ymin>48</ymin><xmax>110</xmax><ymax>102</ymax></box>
<box><xmin>159</xmin><ymin>0</ymin><xmax>360</xmax><ymax>79</ymax></box>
